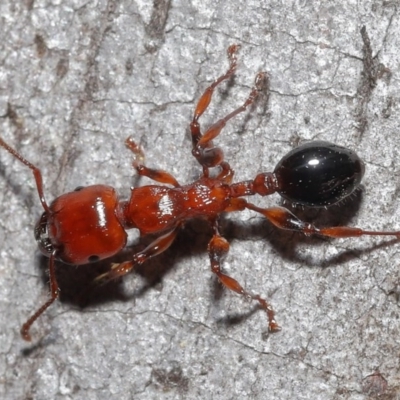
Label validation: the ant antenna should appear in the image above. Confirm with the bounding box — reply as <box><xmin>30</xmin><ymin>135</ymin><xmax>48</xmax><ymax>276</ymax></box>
<box><xmin>0</xmin><ymin>137</ymin><xmax>50</xmax><ymax>213</ymax></box>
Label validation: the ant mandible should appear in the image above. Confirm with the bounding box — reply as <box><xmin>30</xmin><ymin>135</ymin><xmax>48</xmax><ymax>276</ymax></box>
<box><xmin>1</xmin><ymin>45</ymin><xmax>400</xmax><ymax>341</ymax></box>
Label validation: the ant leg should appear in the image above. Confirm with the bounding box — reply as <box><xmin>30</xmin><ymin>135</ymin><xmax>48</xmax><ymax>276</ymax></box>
<box><xmin>191</xmin><ymin>45</ymin><xmax>239</xmax><ymax>150</ymax></box>
<box><xmin>192</xmin><ymin>70</ymin><xmax>267</xmax><ymax>175</ymax></box>
<box><xmin>208</xmin><ymin>220</ymin><xmax>280</xmax><ymax>332</ymax></box>
<box><xmin>215</xmin><ymin>161</ymin><xmax>235</xmax><ymax>184</ymax></box>
<box><xmin>244</xmin><ymin>203</ymin><xmax>400</xmax><ymax>239</ymax></box>
<box><xmin>125</xmin><ymin>137</ymin><xmax>180</xmax><ymax>187</ymax></box>
<box><xmin>94</xmin><ymin>226</ymin><xmax>179</xmax><ymax>284</ymax></box>
<box><xmin>20</xmin><ymin>251</ymin><xmax>59</xmax><ymax>341</ymax></box>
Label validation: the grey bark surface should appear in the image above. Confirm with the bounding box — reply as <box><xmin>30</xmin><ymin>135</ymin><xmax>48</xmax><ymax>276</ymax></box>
<box><xmin>1</xmin><ymin>1</ymin><xmax>400</xmax><ymax>399</ymax></box>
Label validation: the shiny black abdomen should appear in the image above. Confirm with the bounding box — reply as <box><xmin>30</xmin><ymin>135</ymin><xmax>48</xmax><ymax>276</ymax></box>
<box><xmin>274</xmin><ymin>141</ymin><xmax>365</xmax><ymax>207</ymax></box>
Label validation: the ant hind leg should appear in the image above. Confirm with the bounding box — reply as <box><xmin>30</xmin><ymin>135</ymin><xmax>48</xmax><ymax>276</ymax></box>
<box><xmin>244</xmin><ymin>202</ymin><xmax>400</xmax><ymax>239</ymax></box>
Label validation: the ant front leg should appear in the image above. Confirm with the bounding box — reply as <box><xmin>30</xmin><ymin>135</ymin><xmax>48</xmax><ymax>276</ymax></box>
<box><xmin>125</xmin><ymin>137</ymin><xmax>180</xmax><ymax>187</ymax></box>
<box><xmin>244</xmin><ymin>203</ymin><xmax>400</xmax><ymax>239</ymax></box>
<box><xmin>208</xmin><ymin>220</ymin><xmax>280</xmax><ymax>332</ymax></box>
<box><xmin>94</xmin><ymin>226</ymin><xmax>179</xmax><ymax>284</ymax></box>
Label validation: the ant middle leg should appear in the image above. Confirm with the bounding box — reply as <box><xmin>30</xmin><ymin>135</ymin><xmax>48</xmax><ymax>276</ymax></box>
<box><xmin>191</xmin><ymin>48</ymin><xmax>267</xmax><ymax>176</ymax></box>
<box><xmin>190</xmin><ymin>44</ymin><xmax>240</xmax><ymax>151</ymax></box>
<box><xmin>215</xmin><ymin>161</ymin><xmax>235</xmax><ymax>184</ymax></box>
<box><xmin>125</xmin><ymin>137</ymin><xmax>180</xmax><ymax>187</ymax></box>
<box><xmin>207</xmin><ymin>219</ymin><xmax>280</xmax><ymax>332</ymax></box>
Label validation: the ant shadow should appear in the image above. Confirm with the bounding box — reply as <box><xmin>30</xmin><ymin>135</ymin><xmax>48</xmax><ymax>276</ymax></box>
<box><xmin>32</xmin><ymin>185</ymin><xmax>400</xmax><ymax>335</ymax></box>
<box><xmin>34</xmin><ymin>220</ymin><xmax>212</xmax><ymax>313</ymax></box>
<box><xmin>0</xmin><ymin>160</ymin><xmax>39</xmax><ymax>211</ymax></box>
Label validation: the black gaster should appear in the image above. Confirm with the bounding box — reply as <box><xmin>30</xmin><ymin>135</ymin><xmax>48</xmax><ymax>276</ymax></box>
<box><xmin>274</xmin><ymin>141</ymin><xmax>365</xmax><ymax>207</ymax></box>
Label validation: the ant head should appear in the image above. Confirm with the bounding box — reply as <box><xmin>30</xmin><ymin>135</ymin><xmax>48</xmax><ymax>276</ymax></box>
<box><xmin>36</xmin><ymin>185</ymin><xmax>128</xmax><ymax>265</ymax></box>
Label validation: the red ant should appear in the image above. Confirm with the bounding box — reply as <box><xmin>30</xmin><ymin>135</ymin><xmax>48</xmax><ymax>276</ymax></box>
<box><xmin>1</xmin><ymin>45</ymin><xmax>400</xmax><ymax>342</ymax></box>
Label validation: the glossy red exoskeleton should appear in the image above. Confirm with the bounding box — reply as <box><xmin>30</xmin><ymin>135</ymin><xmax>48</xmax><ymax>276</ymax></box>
<box><xmin>1</xmin><ymin>45</ymin><xmax>399</xmax><ymax>341</ymax></box>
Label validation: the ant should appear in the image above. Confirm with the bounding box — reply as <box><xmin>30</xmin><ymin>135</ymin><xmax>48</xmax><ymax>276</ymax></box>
<box><xmin>1</xmin><ymin>45</ymin><xmax>400</xmax><ymax>342</ymax></box>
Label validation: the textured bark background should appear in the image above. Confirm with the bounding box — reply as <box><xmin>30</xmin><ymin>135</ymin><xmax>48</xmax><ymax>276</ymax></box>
<box><xmin>1</xmin><ymin>1</ymin><xmax>400</xmax><ymax>399</ymax></box>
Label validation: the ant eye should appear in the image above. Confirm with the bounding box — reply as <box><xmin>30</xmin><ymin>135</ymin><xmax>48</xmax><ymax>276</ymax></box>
<box><xmin>88</xmin><ymin>255</ymin><xmax>100</xmax><ymax>263</ymax></box>
<box><xmin>74</xmin><ymin>186</ymin><xmax>85</xmax><ymax>192</ymax></box>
